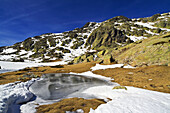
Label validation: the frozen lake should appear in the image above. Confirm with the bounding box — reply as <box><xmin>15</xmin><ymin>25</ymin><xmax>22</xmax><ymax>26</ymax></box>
<box><xmin>30</xmin><ymin>73</ymin><xmax>115</xmax><ymax>101</ymax></box>
<box><xmin>19</xmin><ymin>73</ymin><xmax>116</xmax><ymax>113</ymax></box>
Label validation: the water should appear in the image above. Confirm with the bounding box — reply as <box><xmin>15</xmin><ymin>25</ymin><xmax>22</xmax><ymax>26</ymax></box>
<box><xmin>29</xmin><ymin>73</ymin><xmax>115</xmax><ymax>101</ymax></box>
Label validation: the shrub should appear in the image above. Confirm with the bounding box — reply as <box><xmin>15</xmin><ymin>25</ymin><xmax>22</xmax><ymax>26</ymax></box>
<box><xmin>141</xmin><ymin>18</ymin><xmax>148</xmax><ymax>23</ymax></box>
<box><xmin>71</xmin><ymin>41</ymin><xmax>84</xmax><ymax>49</ymax></box>
<box><xmin>112</xmin><ymin>86</ymin><xmax>127</xmax><ymax>90</ymax></box>
<box><xmin>23</xmin><ymin>38</ymin><xmax>34</xmax><ymax>51</ymax></box>
<box><xmin>34</xmin><ymin>38</ymin><xmax>48</xmax><ymax>52</ymax></box>
<box><xmin>62</xmin><ymin>49</ymin><xmax>71</xmax><ymax>53</ymax></box>
<box><xmin>12</xmin><ymin>58</ymin><xmax>24</xmax><ymax>62</ymax></box>
<box><xmin>34</xmin><ymin>36</ymin><xmax>42</xmax><ymax>39</ymax></box>
<box><xmin>56</xmin><ymin>47</ymin><xmax>64</xmax><ymax>51</ymax></box>
<box><xmin>48</xmin><ymin>37</ymin><xmax>56</xmax><ymax>47</ymax></box>
<box><xmin>149</xmin><ymin>13</ymin><xmax>161</xmax><ymax>22</ymax></box>
<box><xmin>155</xmin><ymin>18</ymin><xmax>170</xmax><ymax>29</ymax></box>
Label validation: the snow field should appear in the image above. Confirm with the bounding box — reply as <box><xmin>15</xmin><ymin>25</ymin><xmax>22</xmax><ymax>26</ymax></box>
<box><xmin>87</xmin><ymin>86</ymin><xmax>170</xmax><ymax>113</ymax></box>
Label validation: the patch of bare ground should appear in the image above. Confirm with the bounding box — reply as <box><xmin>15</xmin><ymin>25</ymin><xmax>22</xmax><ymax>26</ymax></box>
<box><xmin>0</xmin><ymin>62</ymin><xmax>96</xmax><ymax>85</ymax></box>
<box><xmin>36</xmin><ymin>98</ymin><xmax>106</xmax><ymax>113</ymax></box>
<box><xmin>93</xmin><ymin>65</ymin><xmax>170</xmax><ymax>93</ymax></box>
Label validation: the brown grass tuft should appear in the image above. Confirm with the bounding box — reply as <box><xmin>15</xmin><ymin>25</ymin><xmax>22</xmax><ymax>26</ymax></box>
<box><xmin>36</xmin><ymin>98</ymin><xmax>106</xmax><ymax>113</ymax></box>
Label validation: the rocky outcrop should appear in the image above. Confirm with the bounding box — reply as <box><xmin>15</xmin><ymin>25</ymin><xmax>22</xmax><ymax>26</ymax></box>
<box><xmin>73</xmin><ymin>33</ymin><xmax>170</xmax><ymax>67</ymax></box>
<box><xmin>85</xmin><ymin>22</ymin><xmax>132</xmax><ymax>49</ymax></box>
<box><xmin>73</xmin><ymin>51</ymin><xmax>117</xmax><ymax>65</ymax></box>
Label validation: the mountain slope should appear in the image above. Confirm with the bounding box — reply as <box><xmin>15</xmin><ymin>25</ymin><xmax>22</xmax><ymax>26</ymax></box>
<box><xmin>0</xmin><ymin>22</ymin><xmax>100</xmax><ymax>62</ymax></box>
<box><xmin>0</xmin><ymin>12</ymin><xmax>170</xmax><ymax>63</ymax></box>
<box><xmin>73</xmin><ymin>32</ymin><xmax>170</xmax><ymax>66</ymax></box>
<box><xmin>115</xmin><ymin>33</ymin><xmax>170</xmax><ymax>66</ymax></box>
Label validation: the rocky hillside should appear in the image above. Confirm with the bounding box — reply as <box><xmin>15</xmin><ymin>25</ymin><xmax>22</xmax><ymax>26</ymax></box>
<box><xmin>0</xmin><ymin>22</ymin><xmax>101</xmax><ymax>62</ymax></box>
<box><xmin>0</xmin><ymin>12</ymin><xmax>170</xmax><ymax>63</ymax></box>
<box><xmin>73</xmin><ymin>33</ymin><xmax>170</xmax><ymax>67</ymax></box>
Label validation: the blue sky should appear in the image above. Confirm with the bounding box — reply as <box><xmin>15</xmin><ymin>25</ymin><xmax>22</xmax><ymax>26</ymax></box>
<box><xmin>0</xmin><ymin>0</ymin><xmax>170</xmax><ymax>46</ymax></box>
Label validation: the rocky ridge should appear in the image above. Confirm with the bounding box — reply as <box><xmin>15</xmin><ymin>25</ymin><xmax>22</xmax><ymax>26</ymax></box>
<box><xmin>0</xmin><ymin>12</ymin><xmax>170</xmax><ymax>65</ymax></box>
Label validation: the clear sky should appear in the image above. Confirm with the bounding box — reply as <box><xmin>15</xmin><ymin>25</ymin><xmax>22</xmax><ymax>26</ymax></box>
<box><xmin>0</xmin><ymin>0</ymin><xmax>169</xmax><ymax>46</ymax></box>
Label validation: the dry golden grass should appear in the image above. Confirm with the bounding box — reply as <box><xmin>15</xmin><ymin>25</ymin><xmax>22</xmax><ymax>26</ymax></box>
<box><xmin>1</xmin><ymin>62</ymin><xmax>170</xmax><ymax>113</ymax></box>
<box><xmin>0</xmin><ymin>62</ymin><xmax>96</xmax><ymax>85</ymax></box>
<box><xmin>93</xmin><ymin>65</ymin><xmax>170</xmax><ymax>93</ymax></box>
<box><xmin>36</xmin><ymin>98</ymin><xmax>106</xmax><ymax>113</ymax></box>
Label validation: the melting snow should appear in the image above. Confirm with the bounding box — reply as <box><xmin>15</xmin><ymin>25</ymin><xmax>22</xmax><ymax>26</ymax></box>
<box><xmin>0</xmin><ymin>61</ymin><xmax>67</xmax><ymax>73</ymax></box>
<box><xmin>91</xmin><ymin>64</ymin><xmax>135</xmax><ymax>71</ymax></box>
<box><xmin>126</xmin><ymin>35</ymin><xmax>147</xmax><ymax>42</ymax></box>
<box><xmin>86</xmin><ymin>86</ymin><xmax>170</xmax><ymax>113</ymax></box>
<box><xmin>0</xmin><ymin>79</ymin><xmax>38</xmax><ymax>113</ymax></box>
<box><xmin>2</xmin><ymin>48</ymin><xmax>17</xmax><ymax>54</ymax></box>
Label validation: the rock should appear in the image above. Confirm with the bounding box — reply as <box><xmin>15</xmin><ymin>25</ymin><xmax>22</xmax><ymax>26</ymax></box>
<box><xmin>97</xmin><ymin>50</ymin><xmax>106</xmax><ymax>58</ymax></box>
<box><xmin>87</xmin><ymin>55</ymin><xmax>94</xmax><ymax>62</ymax></box>
<box><xmin>73</xmin><ymin>56</ymin><xmax>82</xmax><ymax>64</ymax></box>
<box><xmin>128</xmin><ymin>72</ymin><xmax>134</xmax><ymax>75</ymax></box>
<box><xmin>168</xmin><ymin>63</ymin><xmax>170</xmax><ymax>66</ymax></box>
<box><xmin>103</xmin><ymin>55</ymin><xmax>115</xmax><ymax>64</ymax></box>
<box><xmin>120</xmin><ymin>64</ymin><xmax>128</xmax><ymax>68</ymax></box>
<box><xmin>96</xmin><ymin>58</ymin><xmax>103</xmax><ymax>64</ymax></box>
<box><xmin>83</xmin><ymin>59</ymin><xmax>89</xmax><ymax>63</ymax></box>
<box><xmin>81</xmin><ymin>54</ymin><xmax>87</xmax><ymax>60</ymax></box>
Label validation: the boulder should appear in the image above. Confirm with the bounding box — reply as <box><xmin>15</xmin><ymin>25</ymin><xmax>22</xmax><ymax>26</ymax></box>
<box><xmin>87</xmin><ymin>55</ymin><xmax>94</xmax><ymax>62</ymax></box>
<box><xmin>73</xmin><ymin>56</ymin><xmax>82</xmax><ymax>64</ymax></box>
<box><xmin>83</xmin><ymin>59</ymin><xmax>90</xmax><ymax>63</ymax></box>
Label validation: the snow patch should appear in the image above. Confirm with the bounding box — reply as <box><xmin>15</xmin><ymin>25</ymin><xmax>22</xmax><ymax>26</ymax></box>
<box><xmin>81</xmin><ymin>86</ymin><xmax>170</xmax><ymax>113</ymax></box>
<box><xmin>2</xmin><ymin>48</ymin><xmax>17</xmax><ymax>54</ymax></box>
<box><xmin>0</xmin><ymin>79</ymin><xmax>38</xmax><ymax>113</ymax></box>
<box><xmin>91</xmin><ymin>64</ymin><xmax>135</xmax><ymax>71</ymax></box>
<box><xmin>70</xmin><ymin>71</ymin><xmax>114</xmax><ymax>81</ymax></box>
<box><xmin>126</xmin><ymin>35</ymin><xmax>147</xmax><ymax>42</ymax></box>
<box><xmin>0</xmin><ymin>61</ymin><xmax>67</xmax><ymax>73</ymax></box>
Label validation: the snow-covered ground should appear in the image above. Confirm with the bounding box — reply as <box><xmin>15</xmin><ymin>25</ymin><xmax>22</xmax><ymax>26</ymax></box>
<box><xmin>91</xmin><ymin>64</ymin><xmax>135</xmax><ymax>71</ymax></box>
<box><xmin>0</xmin><ymin>61</ymin><xmax>67</xmax><ymax>73</ymax></box>
<box><xmin>0</xmin><ymin>63</ymin><xmax>170</xmax><ymax>113</ymax></box>
<box><xmin>0</xmin><ymin>78</ymin><xmax>38</xmax><ymax>113</ymax></box>
<box><xmin>126</xmin><ymin>35</ymin><xmax>147</xmax><ymax>42</ymax></box>
<box><xmin>86</xmin><ymin>86</ymin><xmax>170</xmax><ymax>113</ymax></box>
<box><xmin>135</xmin><ymin>21</ymin><xmax>170</xmax><ymax>32</ymax></box>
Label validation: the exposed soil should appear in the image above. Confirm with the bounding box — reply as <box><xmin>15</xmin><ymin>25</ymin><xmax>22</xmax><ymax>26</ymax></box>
<box><xmin>93</xmin><ymin>65</ymin><xmax>170</xmax><ymax>93</ymax></box>
<box><xmin>36</xmin><ymin>98</ymin><xmax>106</xmax><ymax>113</ymax></box>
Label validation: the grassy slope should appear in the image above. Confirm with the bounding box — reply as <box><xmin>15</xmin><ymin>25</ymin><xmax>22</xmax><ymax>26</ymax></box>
<box><xmin>113</xmin><ymin>33</ymin><xmax>170</xmax><ymax>66</ymax></box>
<box><xmin>93</xmin><ymin>65</ymin><xmax>170</xmax><ymax>93</ymax></box>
